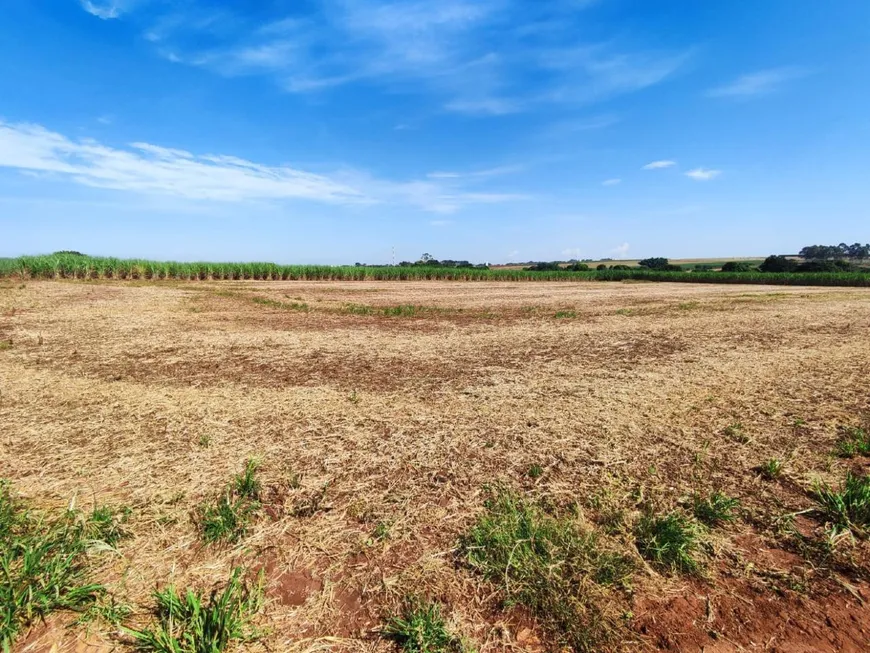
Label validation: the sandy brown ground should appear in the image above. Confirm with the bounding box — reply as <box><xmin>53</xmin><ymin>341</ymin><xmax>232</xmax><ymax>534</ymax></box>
<box><xmin>1</xmin><ymin>279</ymin><xmax>870</xmax><ymax>652</ymax></box>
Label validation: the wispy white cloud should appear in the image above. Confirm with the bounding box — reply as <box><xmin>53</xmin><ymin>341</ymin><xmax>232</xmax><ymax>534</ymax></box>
<box><xmin>80</xmin><ymin>0</ymin><xmax>143</xmax><ymax>19</ymax></box>
<box><xmin>642</xmin><ymin>160</ymin><xmax>676</xmax><ymax>170</ymax></box>
<box><xmin>0</xmin><ymin>121</ymin><xmax>526</xmax><ymax>213</ymax></box>
<box><xmin>103</xmin><ymin>1</ymin><xmax>690</xmax><ymax>115</ymax></box>
<box><xmin>685</xmin><ymin>167</ymin><xmax>721</xmax><ymax>181</ymax></box>
<box><xmin>601</xmin><ymin>178</ymin><xmax>621</xmax><ymax>186</ymax></box>
<box><xmin>707</xmin><ymin>67</ymin><xmax>810</xmax><ymax>98</ymax></box>
<box><xmin>429</xmin><ymin>219</ymin><xmax>453</xmax><ymax>227</ymax></box>
<box><xmin>427</xmin><ymin>164</ymin><xmax>523</xmax><ymax>180</ymax></box>
<box><xmin>80</xmin><ymin>1</ymin><xmax>120</xmax><ymax>19</ymax></box>
<box><xmin>610</xmin><ymin>242</ymin><xmax>630</xmax><ymax>257</ymax></box>
<box><xmin>562</xmin><ymin>247</ymin><xmax>583</xmax><ymax>258</ymax></box>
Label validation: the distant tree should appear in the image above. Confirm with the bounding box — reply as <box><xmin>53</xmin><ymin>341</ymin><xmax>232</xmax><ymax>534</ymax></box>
<box><xmin>845</xmin><ymin>243</ymin><xmax>870</xmax><ymax>260</ymax></box>
<box><xmin>638</xmin><ymin>257</ymin><xmax>670</xmax><ymax>269</ymax></box>
<box><xmin>53</xmin><ymin>250</ymin><xmax>85</xmax><ymax>256</ymax></box>
<box><xmin>567</xmin><ymin>262</ymin><xmax>590</xmax><ymax>271</ymax></box>
<box><xmin>611</xmin><ymin>264</ymin><xmax>632</xmax><ymax>270</ymax></box>
<box><xmin>596</xmin><ymin>263</ymin><xmax>608</xmax><ymax>270</ymax></box>
<box><xmin>721</xmin><ymin>261</ymin><xmax>752</xmax><ymax>272</ymax></box>
<box><xmin>420</xmin><ymin>253</ymin><xmax>434</xmax><ymax>263</ymax></box>
<box><xmin>760</xmin><ymin>255</ymin><xmax>798</xmax><ymax>273</ymax></box>
<box><xmin>524</xmin><ymin>262</ymin><xmax>562</xmax><ymax>271</ymax></box>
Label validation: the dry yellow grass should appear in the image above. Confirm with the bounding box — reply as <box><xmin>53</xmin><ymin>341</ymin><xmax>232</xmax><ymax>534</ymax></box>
<box><xmin>1</xmin><ymin>280</ymin><xmax>869</xmax><ymax>652</ymax></box>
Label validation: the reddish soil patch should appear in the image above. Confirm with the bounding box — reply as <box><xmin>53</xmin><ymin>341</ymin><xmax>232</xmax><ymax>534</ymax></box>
<box><xmin>634</xmin><ymin>576</ymin><xmax>870</xmax><ymax>652</ymax></box>
<box><xmin>270</xmin><ymin>569</ymin><xmax>323</xmax><ymax>607</ymax></box>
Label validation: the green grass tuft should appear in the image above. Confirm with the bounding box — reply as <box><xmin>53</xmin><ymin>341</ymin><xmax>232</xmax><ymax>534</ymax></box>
<box><xmin>554</xmin><ymin>310</ymin><xmax>577</xmax><ymax>319</ymax></box>
<box><xmin>198</xmin><ymin>460</ymin><xmax>261</xmax><ymax>544</ymax></box>
<box><xmin>723</xmin><ymin>422</ymin><xmax>750</xmax><ymax>444</ymax></box>
<box><xmin>760</xmin><ymin>458</ymin><xmax>784</xmax><ymax>480</ymax></box>
<box><xmin>834</xmin><ymin>426</ymin><xmax>870</xmax><ymax>458</ymax></box>
<box><xmin>461</xmin><ymin>488</ymin><xmax>632</xmax><ymax>651</ymax></box>
<box><xmin>383</xmin><ymin>597</ymin><xmax>464</xmax><ymax>653</ymax></box>
<box><xmin>127</xmin><ymin>567</ymin><xmax>262</xmax><ymax>653</ymax></box>
<box><xmin>526</xmin><ymin>464</ymin><xmax>544</xmax><ymax>479</ymax></box>
<box><xmin>692</xmin><ymin>491</ymin><xmax>740</xmax><ymax>527</ymax></box>
<box><xmin>233</xmin><ymin>459</ymin><xmax>261</xmax><ymax>501</ymax></box>
<box><xmin>0</xmin><ymin>480</ymin><xmax>128</xmax><ymax>650</ymax></box>
<box><xmin>812</xmin><ymin>472</ymin><xmax>870</xmax><ymax>537</ymax></box>
<box><xmin>635</xmin><ymin>511</ymin><xmax>703</xmax><ymax>574</ymax></box>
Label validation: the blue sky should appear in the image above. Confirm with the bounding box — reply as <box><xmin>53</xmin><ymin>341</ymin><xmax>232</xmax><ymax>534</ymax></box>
<box><xmin>1</xmin><ymin>1</ymin><xmax>868</xmax><ymax>264</ymax></box>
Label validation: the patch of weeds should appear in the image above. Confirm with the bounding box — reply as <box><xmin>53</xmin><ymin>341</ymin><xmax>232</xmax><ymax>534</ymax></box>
<box><xmin>199</xmin><ymin>495</ymin><xmax>257</xmax><ymax>544</ymax></box>
<box><xmin>348</xmin><ymin>390</ymin><xmax>360</xmax><ymax>404</ymax></box>
<box><xmin>723</xmin><ymin>422</ymin><xmax>750</xmax><ymax>444</ymax></box>
<box><xmin>0</xmin><ymin>480</ymin><xmax>128</xmax><ymax>650</ymax></box>
<box><xmin>554</xmin><ymin>310</ymin><xmax>577</xmax><ymax>319</ymax></box>
<box><xmin>371</xmin><ymin>520</ymin><xmax>392</xmax><ymax>542</ymax></box>
<box><xmin>234</xmin><ymin>460</ymin><xmax>261</xmax><ymax>501</ymax></box>
<box><xmin>461</xmin><ymin>488</ymin><xmax>633</xmax><ymax>651</ymax></box>
<box><xmin>677</xmin><ymin>301</ymin><xmax>700</xmax><ymax>311</ymax></box>
<box><xmin>251</xmin><ymin>296</ymin><xmax>308</xmax><ymax>311</ymax></box>
<box><xmin>343</xmin><ymin>303</ymin><xmax>375</xmax><ymax>315</ymax></box>
<box><xmin>527</xmin><ymin>464</ymin><xmax>544</xmax><ymax>479</ymax></box>
<box><xmin>614</xmin><ymin>308</ymin><xmax>636</xmax><ymax>316</ymax></box>
<box><xmin>197</xmin><ymin>460</ymin><xmax>261</xmax><ymax>544</ymax></box>
<box><xmin>635</xmin><ymin>511</ymin><xmax>704</xmax><ymax>574</ymax></box>
<box><xmin>77</xmin><ymin>595</ymin><xmax>133</xmax><ymax>626</ymax></box>
<box><xmin>812</xmin><ymin>472</ymin><xmax>870</xmax><ymax>537</ymax></box>
<box><xmin>85</xmin><ymin>505</ymin><xmax>132</xmax><ymax>546</ymax></box>
<box><xmin>0</xmin><ymin>340</ymin><xmax>12</xmax><ymax>351</ymax></box>
<box><xmin>692</xmin><ymin>491</ymin><xmax>739</xmax><ymax>527</ymax></box>
<box><xmin>759</xmin><ymin>458</ymin><xmax>784</xmax><ymax>480</ymax></box>
<box><xmin>127</xmin><ymin>567</ymin><xmax>263</xmax><ymax>653</ymax></box>
<box><xmin>384</xmin><ymin>597</ymin><xmax>466</xmax><ymax>653</ymax></box>
<box><xmin>834</xmin><ymin>426</ymin><xmax>870</xmax><ymax>458</ymax></box>
<box><xmin>383</xmin><ymin>305</ymin><xmax>422</xmax><ymax>317</ymax></box>
<box><xmin>197</xmin><ymin>434</ymin><xmax>211</xmax><ymax>448</ymax></box>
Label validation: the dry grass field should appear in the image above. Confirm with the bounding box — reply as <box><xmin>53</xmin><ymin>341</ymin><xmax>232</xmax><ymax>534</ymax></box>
<box><xmin>2</xmin><ymin>279</ymin><xmax>870</xmax><ymax>652</ymax></box>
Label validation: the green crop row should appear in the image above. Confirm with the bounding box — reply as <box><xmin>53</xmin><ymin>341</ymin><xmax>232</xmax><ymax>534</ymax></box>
<box><xmin>3</xmin><ymin>254</ymin><xmax>870</xmax><ymax>286</ymax></box>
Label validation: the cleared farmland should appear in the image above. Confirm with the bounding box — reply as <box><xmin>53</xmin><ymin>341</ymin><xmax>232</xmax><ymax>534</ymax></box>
<box><xmin>1</xmin><ymin>279</ymin><xmax>870</xmax><ymax>652</ymax></box>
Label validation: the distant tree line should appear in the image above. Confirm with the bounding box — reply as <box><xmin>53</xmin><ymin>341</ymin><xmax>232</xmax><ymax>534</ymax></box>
<box><xmin>353</xmin><ymin>253</ymin><xmax>490</xmax><ymax>269</ymax></box>
<box><xmin>799</xmin><ymin>243</ymin><xmax>870</xmax><ymax>260</ymax></box>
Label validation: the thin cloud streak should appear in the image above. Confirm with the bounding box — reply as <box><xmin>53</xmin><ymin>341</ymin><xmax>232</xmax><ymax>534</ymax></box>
<box><xmin>642</xmin><ymin>160</ymin><xmax>676</xmax><ymax>170</ymax></box>
<box><xmin>0</xmin><ymin>121</ymin><xmax>525</xmax><ymax>213</ymax></box>
<box><xmin>685</xmin><ymin>167</ymin><xmax>721</xmax><ymax>181</ymax></box>
<box><xmin>707</xmin><ymin>66</ymin><xmax>810</xmax><ymax>98</ymax></box>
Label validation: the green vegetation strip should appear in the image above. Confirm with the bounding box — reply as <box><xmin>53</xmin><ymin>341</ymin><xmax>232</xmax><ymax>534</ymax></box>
<box><xmin>0</xmin><ymin>480</ymin><xmax>128</xmax><ymax>651</ymax></box>
<box><xmin>4</xmin><ymin>254</ymin><xmax>870</xmax><ymax>286</ymax></box>
<box><xmin>461</xmin><ymin>488</ymin><xmax>633</xmax><ymax>652</ymax></box>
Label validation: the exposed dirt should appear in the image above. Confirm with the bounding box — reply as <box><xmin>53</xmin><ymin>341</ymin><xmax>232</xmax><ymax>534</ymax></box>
<box><xmin>1</xmin><ymin>280</ymin><xmax>870</xmax><ymax>652</ymax></box>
